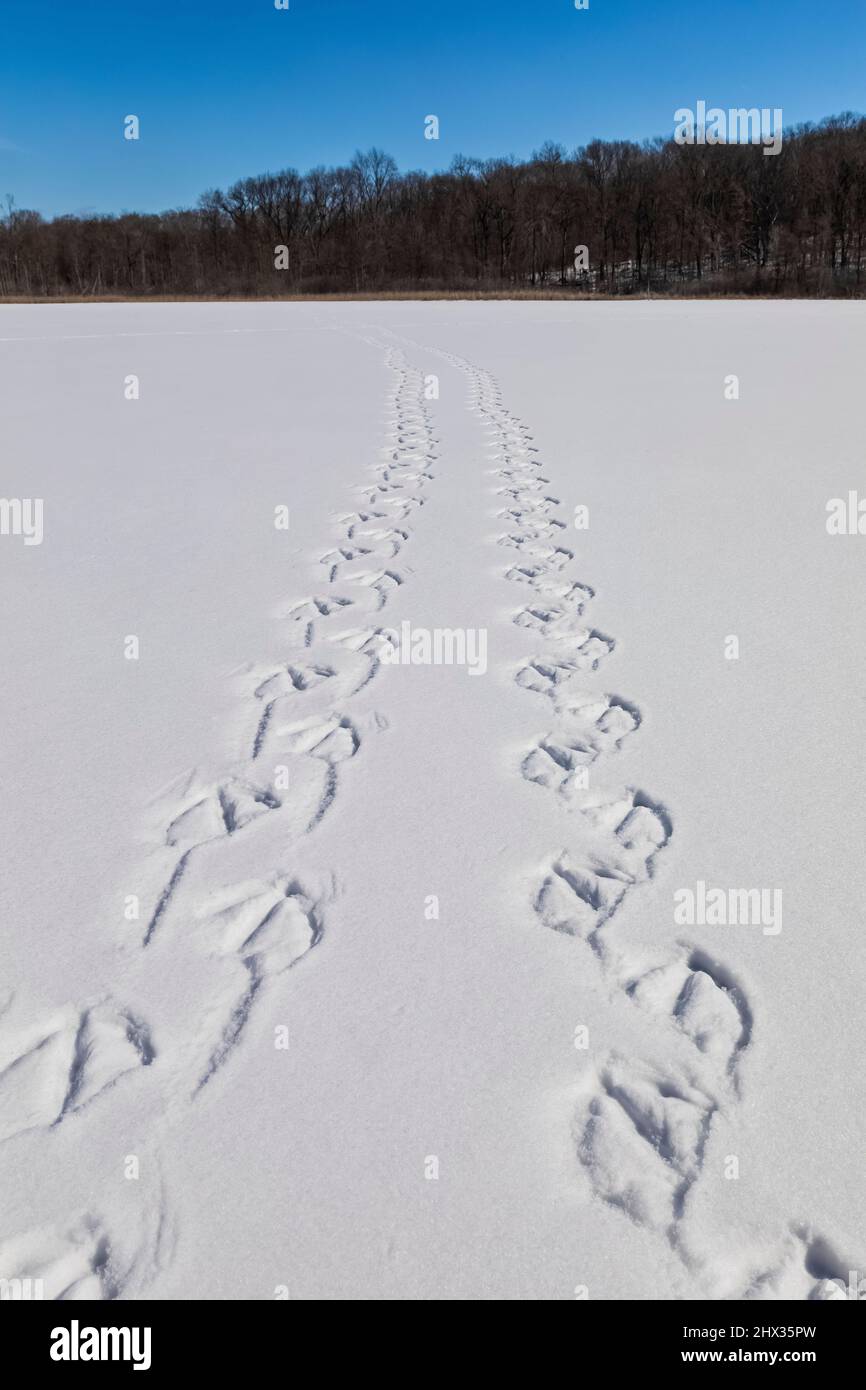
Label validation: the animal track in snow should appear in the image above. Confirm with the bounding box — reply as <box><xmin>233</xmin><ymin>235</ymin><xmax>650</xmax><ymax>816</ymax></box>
<box><xmin>515</xmin><ymin>637</ymin><xmax>616</xmax><ymax>692</ymax></box>
<box><xmin>257</xmin><ymin>662</ymin><xmax>335</xmax><ymax>697</ymax></box>
<box><xmin>192</xmin><ymin>877</ymin><xmax>324</xmax><ymax>1093</ymax></box>
<box><xmin>159</xmin><ymin>753</ymin><xmax>336</xmax><ymax>872</ymax></box>
<box><xmin>165</xmin><ymin>780</ymin><xmax>273</xmax><ymax>846</ymax></box>
<box><xmin>319</xmin><ymin>546</ymin><xmax>372</xmax><ymax>581</ymax></box>
<box><xmin>321</xmin><ymin>533</ymin><xmax>405</xmax><ymax>574</ymax></box>
<box><xmin>250</xmin><ymin>648</ymin><xmax>376</xmax><ymax>754</ymax></box>
<box><xmin>626</xmin><ymin>948</ymin><xmax>752</xmax><ymax>1078</ymax></box>
<box><xmin>735</xmin><ymin>1227</ymin><xmax>866</xmax><ymax>1301</ymax></box>
<box><xmin>147</xmin><ymin>344</ymin><xmax>432</xmax><ymax>948</ymax></box>
<box><xmin>0</xmin><ymin>335</ymin><xmax>440</xmax><ymax>1299</ymax></box>
<box><xmin>498</xmin><ymin>500</ymin><xmax>561</xmax><ymax>523</ymax></box>
<box><xmin>574</xmin><ymin>1058</ymin><xmax>716</xmax><ymax>1239</ymax></box>
<box><xmin>385</xmin><ymin>338</ymin><xmax>707</xmax><ymax>1262</ymax></box>
<box><xmin>268</xmin><ymin>713</ymin><xmax>360</xmax><ymax>761</ymax></box>
<box><xmin>380</xmin><ymin>333</ymin><xmax>848</xmax><ymax>1301</ymax></box>
<box><xmin>329</xmin><ymin>625</ymin><xmax>393</xmax><ymax>657</ymax></box>
<box><xmin>344</xmin><ymin>523</ymin><xmax>409</xmax><ymax>552</ymax></box>
<box><xmin>533</xmin><ymin>790</ymin><xmax>671</xmax><ymax>949</ymax></box>
<box><xmin>180</xmin><ymin>711</ymin><xmax>365</xmax><ymax>853</ymax></box>
<box><xmin>497</xmin><ymin>535</ymin><xmax>574</xmax><ymax>569</ymax></box>
<box><xmin>0</xmin><ymin>1005</ymin><xmax>153</xmax><ymax>1143</ymax></box>
<box><xmin>336</xmin><ymin>567</ymin><xmax>404</xmax><ymax>610</ymax></box>
<box><xmin>284</xmin><ymin>594</ymin><xmax>354</xmax><ymax>627</ymax></box>
<box><xmin>513</xmin><ymin>593</ymin><xmax>597</xmax><ymax>636</ymax></box>
<box><xmin>0</xmin><ymin>1217</ymin><xmax>116</xmax><ymax>1300</ymax></box>
<box><xmin>521</xmin><ymin>696</ymin><xmax>641</xmax><ymax>799</ymax></box>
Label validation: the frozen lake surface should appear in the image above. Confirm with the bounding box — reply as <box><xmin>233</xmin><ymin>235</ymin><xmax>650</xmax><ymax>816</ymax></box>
<box><xmin>1</xmin><ymin>300</ymin><xmax>864</xmax><ymax>1300</ymax></box>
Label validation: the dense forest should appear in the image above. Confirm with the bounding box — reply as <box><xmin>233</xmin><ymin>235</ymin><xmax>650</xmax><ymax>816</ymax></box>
<box><xmin>2</xmin><ymin>114</ymin><xmax>865</xmax><ymax>298</ymax></box>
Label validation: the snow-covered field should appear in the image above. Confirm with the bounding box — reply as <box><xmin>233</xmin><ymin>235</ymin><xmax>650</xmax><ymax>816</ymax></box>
<box><xmin>1</xmin><ymin>301</ymin><xmax>864</xmax><ymax>1301</ymax></box>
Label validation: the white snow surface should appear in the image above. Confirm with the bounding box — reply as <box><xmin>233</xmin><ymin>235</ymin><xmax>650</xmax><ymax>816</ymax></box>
<box><xmin>0</xmin><ymin>301</ymin><xmax>864</xmax><ymax>1301</ymax></box>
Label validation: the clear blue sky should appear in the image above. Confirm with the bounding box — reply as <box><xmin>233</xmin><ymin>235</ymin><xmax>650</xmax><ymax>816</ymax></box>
<box><xmin>2</xmin><ymin>0</ymin><xmax>864</xmax><ymax>217</ymax></box>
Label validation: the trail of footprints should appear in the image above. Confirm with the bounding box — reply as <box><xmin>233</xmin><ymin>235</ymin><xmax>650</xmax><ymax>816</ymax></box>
<box><xmin>396</xmin><ymin>333</ymin><xmax>858</xmax><ymax>1301</ymax></box>
<box><xmin>0</xmin><ymin>343</ymin><xmax>438</xmax><ymax>1297</ymax></box>
<box><xmin>0</xmin><ymin>1004</ymin><xmax>154</xmax><ymax>1145</ymax></box>
<box><xmin>150</xmin><ymin>345</ymin><xmax>436</xmax><ymax>1064</ymax></box>
<box><xmin>2</xmin><ymin>331</ymin><xmax>857</xmax><ymax>1301</ymax></box>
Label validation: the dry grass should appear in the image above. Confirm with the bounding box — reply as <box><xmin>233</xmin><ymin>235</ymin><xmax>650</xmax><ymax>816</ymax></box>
<box><xmin>0</xmin><ymin>289</ymin><xmax>628</xmax><ymax>304</ymax></box>
<box><xmin>1</xmin><ymin>289</ymin><xmax>857</xmax><ymax>305</ymax></box>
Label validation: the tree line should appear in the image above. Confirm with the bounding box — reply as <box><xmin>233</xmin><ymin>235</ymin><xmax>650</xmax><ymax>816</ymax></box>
<box><xmin>2</xmin><ymin>113</ymin><xmax>865</xmax><ymax>298</ymax></box>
